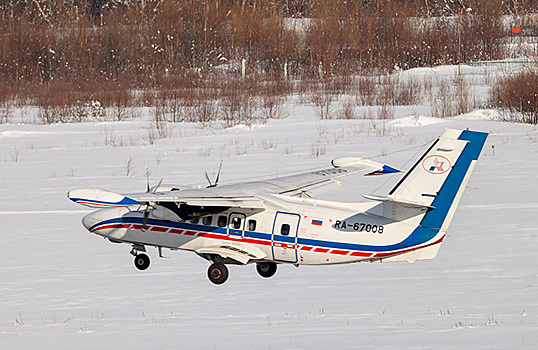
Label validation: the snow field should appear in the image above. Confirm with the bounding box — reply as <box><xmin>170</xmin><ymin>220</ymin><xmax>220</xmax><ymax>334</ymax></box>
<box><xmin>1</xmin><ymin>72</ymin><xmax>538</xmax><ymax>349</ymax></box>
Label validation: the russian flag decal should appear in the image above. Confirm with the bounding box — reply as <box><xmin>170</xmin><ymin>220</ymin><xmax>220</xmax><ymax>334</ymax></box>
<box><xmin>311</xmin><ymin>219</ymin><xmax>323</xmax><ymax>226</ymax></box>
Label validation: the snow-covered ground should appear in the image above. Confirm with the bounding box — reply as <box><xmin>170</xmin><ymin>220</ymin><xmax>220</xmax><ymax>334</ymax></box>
<box><xmin>1</xmin><ymin>68</ymin><xmax>537</xmax><ymax>349</ymax></box>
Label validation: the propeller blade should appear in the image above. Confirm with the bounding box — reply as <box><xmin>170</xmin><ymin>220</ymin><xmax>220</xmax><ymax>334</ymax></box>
<box><xmin>152</xmin><ymin>177</ymin><xmax>163</xmax><ymax>193</ymax></box>
<box><xmin>204</xmin><ymin>170</ymin><xmax>213</xmax><ymax>187</ymax></box>
<box><xmin>146</xmin><ymin>168</ymin><xmax>151</xmax><ymax>192</ymax></box>
<box><xmin>214</xmin><ymin>160</ymin><xmax>223</xmax><ymax>186</ymax></box>
<box><xmin>142</xmin><ymin>203</ymin><xmax>152</xmax><ymax>230</ymax></box>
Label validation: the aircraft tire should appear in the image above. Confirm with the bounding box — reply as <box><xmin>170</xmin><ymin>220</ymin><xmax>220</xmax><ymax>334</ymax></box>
<box><xmin>134</xmin><ymin>253</ymin><xmax>150</xmax><ymax>270</ymax></box>
<box><xmin>207</xmin><ymin>263</ymin><xmax>228</xmax><ymax>285</ymax></box>
<box><xmin>256</xmin><ymin>262</ymin><xmax>277</xmax><ymax>278</ymax></box>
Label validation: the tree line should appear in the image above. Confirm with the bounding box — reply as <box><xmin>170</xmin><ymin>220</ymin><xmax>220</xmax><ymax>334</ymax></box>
<box><xmin>1</xmin><ymin>1</ymin><xmax>533</xmax><ymax>85</ymax></box>
<box><xmin>0</xmin><ymin>0</ymin><xmax>536</xmax><ymax>125</ymax></box>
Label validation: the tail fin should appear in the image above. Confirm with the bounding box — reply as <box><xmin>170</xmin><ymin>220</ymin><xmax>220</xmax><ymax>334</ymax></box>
<box><xmin>388</xmin><ymin>128</ymin><xmax>488</xmax><ymax>232</ymax></box>
<box><xmin>369</xmin><ymin>129</ymin><xmax>488</xmax><ymax>263</ymax></box>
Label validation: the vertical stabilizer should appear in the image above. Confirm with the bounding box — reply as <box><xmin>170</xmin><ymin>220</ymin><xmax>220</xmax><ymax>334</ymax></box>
<box><xmin>388</xmin><ymin>128</ymin><xmax>488</xmax><ymax>231</ymax></box>
<box><xmin>380</xmin><ymin>129</ymin><xmax>488</xmax><ymax>263</ymax></box>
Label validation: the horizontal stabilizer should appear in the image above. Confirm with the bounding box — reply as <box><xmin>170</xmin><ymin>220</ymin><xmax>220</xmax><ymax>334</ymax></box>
<box><xmin>366</xmin><ymin>165</ymin><xmax>401</xmax><ymax>176</ymax></box>
<box><xmin>68</xmin><ymin>188</ymin><xmax>141</xmax><ymax>208</ymax></box>
<box><xmin>362</xmin><ymin>194</ymin><xmax>435</xmax><ymax>210</ymax></box>
<box><xmin>332</xmin><ymin>157</ymin><xmax>400</xmax><ymax>176</ymax></box>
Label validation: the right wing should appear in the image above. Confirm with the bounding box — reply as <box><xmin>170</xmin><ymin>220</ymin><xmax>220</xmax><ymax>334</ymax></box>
<box><xmin>68</xmin><ymin>157</ymin><xmax>399</xmax><ymax>219</ymax></box>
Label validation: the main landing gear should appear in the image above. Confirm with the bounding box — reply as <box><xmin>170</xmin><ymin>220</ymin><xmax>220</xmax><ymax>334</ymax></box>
<box><xmin>207</xmin><ymin>263</ymin><xmax>229</xmax><ymax>285</ymax></box>
<box><xmin>256</xmin><ymin>262</ymin><xmax>277</xmax><ymax>278</ymax></box>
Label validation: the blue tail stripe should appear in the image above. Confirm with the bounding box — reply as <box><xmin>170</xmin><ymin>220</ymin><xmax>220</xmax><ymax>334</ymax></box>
<box><xmin>420</xmin><ymin>130</ymin><xmax>488</xmax><ymax>230</ymax></box>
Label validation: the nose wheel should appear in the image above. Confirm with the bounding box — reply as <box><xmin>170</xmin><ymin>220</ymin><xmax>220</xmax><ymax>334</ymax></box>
<box><xmin>207</xmin><ymin>263</ymin><xmax>228</xmax><ymax>284</ymax></box>
<box><xmin>134</xmin><ymin>253</ymin><xmax>150</xmax><ymax>270</ymax></box>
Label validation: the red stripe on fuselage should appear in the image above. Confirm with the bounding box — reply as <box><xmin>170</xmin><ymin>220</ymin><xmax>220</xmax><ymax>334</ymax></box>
<box><xmin>350</xmin><ymin>251</ymin><xmax>372</xmax><ymax>257</ymax></box>
<box><xmin>151</xmin><ymin>226</ymin><xmax>168</xmax><ymax>232</ymax></box>
<box><xmin>331</xmin><ymin>249</ymin><xmax>349</xmax><ymax>255</ymax></box>
<box><xmin>93</xmin><ymin>223</ymin><xmax>130</xmax><ymax>231</ymax></box>
<box><xmin>373</xmin><ymin>235</ymin><xmax>445</xmax><ymax>258</ymax></box>
<box><xmin>314</xmin><ymin>248</ymin><xmax>329</xmax><ymax>253</ymax></box>
<box><xmin>91</xmin><ymin>219</ymin><xmax>443</xmax><ymax>261</ymax></box>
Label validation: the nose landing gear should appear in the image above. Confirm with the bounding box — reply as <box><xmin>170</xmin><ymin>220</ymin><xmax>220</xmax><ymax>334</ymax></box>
<box><xmin>130</xmin><ymin>244</ymin><xmax>150</xmax><ymax>271</ymax></box>
<box><xmin>134</xmin><ymin>253</ymin><xmax>150</xmax><ymax>270</ymax></box>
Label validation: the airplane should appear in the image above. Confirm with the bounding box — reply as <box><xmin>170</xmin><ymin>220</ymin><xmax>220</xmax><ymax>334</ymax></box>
<box><xmin>68</xmin><ymin>128</ymin><xmax>488</xmax><ymax>284</ymax></box>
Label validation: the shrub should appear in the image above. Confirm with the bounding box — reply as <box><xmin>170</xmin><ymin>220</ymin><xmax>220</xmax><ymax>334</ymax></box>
<box><xmin>491</xmin><ymin>70</ymin><xmax>538</xmax><ymax>125</ymax></box>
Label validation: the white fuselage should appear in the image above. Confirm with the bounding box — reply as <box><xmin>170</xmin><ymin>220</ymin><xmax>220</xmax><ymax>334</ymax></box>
<box><xmin>82</xmin><ymin>194</ymin><xmax>443</xmax><ymax>266</ymax></box>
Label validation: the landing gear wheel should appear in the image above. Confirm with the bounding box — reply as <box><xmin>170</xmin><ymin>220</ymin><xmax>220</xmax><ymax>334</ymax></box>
<box><xmin>207</xmin><ymin>263</ymin><xmax>229</xmax><ymax>285</ymax></box>
<box><xmin>256</xmin><ymin>262</ymin><xmax>277</xmax><ymax>278</ymax></box>
<box><xmin>134</xmin><ymin>253</ymin><xmax>150</xmax><ymax>270</ymax></box>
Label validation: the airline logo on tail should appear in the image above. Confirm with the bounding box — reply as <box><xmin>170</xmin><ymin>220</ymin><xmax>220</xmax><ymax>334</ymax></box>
<box><xmin>422</xmin><ymin>155</ymin><xmax>451</xmax><ymax>174</ymax></box>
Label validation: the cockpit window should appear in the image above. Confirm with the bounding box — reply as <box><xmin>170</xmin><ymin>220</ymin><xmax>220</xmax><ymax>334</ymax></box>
<box><xmin>202</xmin><ymin>216</ymin><xmax>212</xmax><ymax>226</ymax></box>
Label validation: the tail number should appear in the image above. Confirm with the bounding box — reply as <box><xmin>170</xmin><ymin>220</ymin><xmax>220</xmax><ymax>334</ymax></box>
<box><xmin>334</xmin><ymin>220</ymin><xmax>384</xmax><ymax>234</ymax></box>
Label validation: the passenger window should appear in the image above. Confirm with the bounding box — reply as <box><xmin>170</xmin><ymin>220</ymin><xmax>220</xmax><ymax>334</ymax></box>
<box><xmin>190</xmin><ymin>218</ymin><xmax>199</xmax><ymax>224</ymax></box>
<box><xmin>248</xmin><ymin>219</ymin><xmax>257</xmax><ymax>231</ymax></box>
<box><xmin>202</xmin><ymin>216</ymin><xmax>212</xmax><ymax>226</ymax></box>
<box><xmin>217</xmin><ymin>215</ymin><xmax>227</xmax><ymax>228</ymax></box>
<box><xmin>281</xmin><ymin>224</ymin><xmax>290</xmax><ymax>236</ymax></box>
<box><xmin>232</xmin><ymin>217</ymin><xmax>241</xmax><ymax>229</ymax></box>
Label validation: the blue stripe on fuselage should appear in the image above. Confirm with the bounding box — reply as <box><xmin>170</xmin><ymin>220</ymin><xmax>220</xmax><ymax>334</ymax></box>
<box><xmin>89</xmin><ymin>216</ymin><xmax>432</xmax><ymax>253</ymax></box>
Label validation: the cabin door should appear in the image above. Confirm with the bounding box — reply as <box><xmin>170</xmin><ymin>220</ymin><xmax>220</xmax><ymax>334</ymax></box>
<box><xmin>271</xmin><ymin>212</ymin><xmax>300</xmax><ymax>263</ymax></box>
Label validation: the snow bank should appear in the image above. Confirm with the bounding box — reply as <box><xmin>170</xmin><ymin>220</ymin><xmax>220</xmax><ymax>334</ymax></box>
<box><xmin>390</xmin><ymin>115</ymin><xmax>446</xmax><ymax>127</ymax></box>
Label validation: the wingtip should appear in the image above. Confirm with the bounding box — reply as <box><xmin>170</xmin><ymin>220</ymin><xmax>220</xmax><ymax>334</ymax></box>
<box><xmin>366</xmin><ymin>165</ymin><xmax>401</xmax><ymax>176</ymax></box>
<box><xmin>67</xmin><ymin>188</ymin><xmax>141</xmax><ymax>208</ymax></box>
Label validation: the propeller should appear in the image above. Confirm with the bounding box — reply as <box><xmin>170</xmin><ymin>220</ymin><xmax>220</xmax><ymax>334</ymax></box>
<box><xmin>205</xmin><ymin>160</ymin><xmax>223</xmax><ymax>188</ymax></box>
<box><xmin>142</xmin><ymin>168</ymin><xmax>163</xmax><ymax>230</ymax></box>
<box><xmin>142</xmin><ymin>203</ymin><xmax>152</xmax><ymax>230</ymax></box>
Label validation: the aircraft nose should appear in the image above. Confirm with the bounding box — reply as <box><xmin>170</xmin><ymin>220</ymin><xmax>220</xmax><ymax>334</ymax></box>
<box><xmin>82</xmin><ymin>211</ymin><xmax>101</xmax><ymax>231</ymax></box>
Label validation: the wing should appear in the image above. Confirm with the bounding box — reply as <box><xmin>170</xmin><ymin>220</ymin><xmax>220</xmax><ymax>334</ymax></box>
<box><xmin>255</xmin><ymin>157</ymin><xmax>400</xmax><ymax>197</ymax></box>
<box><xmin>68</xmin><ymin>157</ymin><xmax>399</xmax><ymax>219</ymax></box>
<box><xmin>132</xmin><ymin>156</ymin><xmax>399</xmax><ymax>200</ymax></box>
